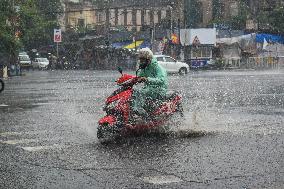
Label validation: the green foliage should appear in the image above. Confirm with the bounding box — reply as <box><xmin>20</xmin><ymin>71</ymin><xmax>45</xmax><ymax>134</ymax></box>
<box><xmin>212</xmin><ymin>0</ymin><xmax>222</xmax><ymax>20</ymax></box>
<box><xmin>185</xmin><ymin>0</ymin><xmax>203</xmax><ymax>28</ymax></box>
<box><xmin>215</xmin><ymin>58</ymin><xmax>225</xmax><ymax>68</ymax></box>
<box><xmin>0</xmin><ymin>0</ymin><xmax>62</xmax><ymax>61</ymax></box>
<box><xmin>211</xmin><ymin>1</ymin><xmax>249</xmax><ymax>30</ymax></box>
<box><xmin>211</xmin><ymin>1</ymin><xmax>284</xmax><ymax>34</ymax></box>
<box><xmin>0</xmin><ymin>0</ymin><xmax>21</xmax><ymax>62</ymax></box>
<box><xmin>36</xmin><ymin>0</ymin><xmax>63</xmax><ymax>20</ymax></box>
<box><xmin>269</xmin><ymin>7</ymin><xmax>284</xmax><ymax>35</ymax></box>
<box><xmin>18</xmin><ymin>0</ymin><xmax>58</xmax><ymax>50</ymax></box>
<box><xmin>19</xmin><ymin>0</ymin><xmax>62</xmax><ymax>50</ymax></box>
<box><xmin>92</xmin><ymin>0</ymin><xmax>108</xmax><ymax>8</ymax></box>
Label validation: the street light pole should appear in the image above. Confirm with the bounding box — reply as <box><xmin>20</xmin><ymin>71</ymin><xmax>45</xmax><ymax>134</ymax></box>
<box><xmin>167</xmin><ymin>5</ymin><xmax>173</xmax><ymax>36</ymax></box>
<box><xmin>170</xmin><ymin>7</ymin><xmax>173</xmax><ymax>35</ymax></box>
<box><xmin>167</xmin><ymin>4</ymin><xmax>173</xmax><ymax>56</ymax></box>
<box><xmin>11</xmin><ymin>0</ymin><xmax>16</xmax><ymax>66</ymax></box>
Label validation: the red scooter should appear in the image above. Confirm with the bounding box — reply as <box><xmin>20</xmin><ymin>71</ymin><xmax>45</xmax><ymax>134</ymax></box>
<box><xmin>97</xmin><ymin>68</ymin><xmax>183</xmax><ymax>140</ymax></box>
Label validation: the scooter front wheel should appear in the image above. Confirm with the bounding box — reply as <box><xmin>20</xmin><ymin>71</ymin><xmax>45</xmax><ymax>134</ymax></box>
<box><xmin>97</xmin><ymin>124</ymin><xmax>120</xmax><ymax>142</ymax></box>
<box><xmin>0</xmin><ymin>79</ymin><xmax>4</xmax><ymax>93</ymax></box>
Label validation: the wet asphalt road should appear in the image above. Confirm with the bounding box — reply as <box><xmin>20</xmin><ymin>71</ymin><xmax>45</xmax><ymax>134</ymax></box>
<box><xmin>0</xmin><ymin>69</ymin><xmax>283</xmax><ymax>189</ymax></box>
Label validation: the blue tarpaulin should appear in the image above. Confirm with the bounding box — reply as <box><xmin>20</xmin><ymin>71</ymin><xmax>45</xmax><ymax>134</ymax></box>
<box><xmin>256</xmin><ymin>34</ymin><xmax>284</xmax><ymax>44</ymax></box>
<box><xmin>112</xmin><ymin>41</ymin><xmax>132</xmax><ymax>48</ymax></box>
<box><xmin>139</xmin><ymin>41</ymin><xmax>151</xmax><ymax>49</ymax></box>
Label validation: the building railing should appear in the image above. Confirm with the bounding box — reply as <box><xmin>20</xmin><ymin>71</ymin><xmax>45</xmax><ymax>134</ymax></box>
<box><xmin>215</xmin><ymin>56</ymin><xmax>282</xmax><ymax>69</ymax></box>
<box><xmin>246</xmin><ymin>56</ymin><xmax>280</xmax><ymax>69</ymax></box>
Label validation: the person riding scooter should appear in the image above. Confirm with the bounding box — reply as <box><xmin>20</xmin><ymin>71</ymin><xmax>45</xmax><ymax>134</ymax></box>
<box><xmin>131</xmin><ymin>48</ymin><xmax>168</xmax><ymax>121</ymax></box>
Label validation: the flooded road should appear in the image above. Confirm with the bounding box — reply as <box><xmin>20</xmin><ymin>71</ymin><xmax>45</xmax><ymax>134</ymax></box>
<box><xmin>0</xmin><ymin>70</ymin><xmax>283</xmax><ymax>188</ymax></box>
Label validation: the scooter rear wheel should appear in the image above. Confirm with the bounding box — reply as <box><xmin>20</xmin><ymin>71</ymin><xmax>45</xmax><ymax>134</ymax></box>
<box><xmin>176</xmin><ymin>103</ymin><xmax>184</xmax><ymax>117</ymax></box>
<box><xmin>0</xmin><ymin>79</ymin><xmax>4</xmax><ymax>93</ymax></box>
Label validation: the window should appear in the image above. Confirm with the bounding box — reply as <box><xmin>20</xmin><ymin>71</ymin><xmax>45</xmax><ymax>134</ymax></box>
<box><xmin>165</xmin><ymin>57</ymin><xmax>175</xmax><ymax>62</ymax></box>
<box><xmin>97</xmin><ymin>12</ymin><xmax>103</xmax><ymax>23</ymax></box>
<box><xmin>191</xmin><ymin>47</ymin><xmax>211</xmax><ymax>58</ymax></box>
<box><xmin>115</xmin><ymin>9</ymin><xmax>118</xmax><ymax>25</ymax></box>
<box><xmin>78</xmin><ymin>19</ymin><xmax>85</xmax><ymax>28</ymax></box>
<box><xmin>157</xmin><ymin>10</ymin><xmax>161</xmax><ymax>23</ymax></box>
<box><xmin>230</xmin><ymin>2</ymin><xmax>239</xmax><ymax>17</ymax></box>
<box><xmin>157</xmin><ymin>57</ymin><xmax>164</xmax><ymax>62</ymax></box>
<box><xmin>132</xmin><ymin>10</ymin><xmax>137</xmax><ymax>26</ymax></box>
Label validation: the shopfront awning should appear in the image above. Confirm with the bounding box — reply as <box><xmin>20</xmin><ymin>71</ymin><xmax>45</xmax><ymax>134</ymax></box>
<box><xmin>112</xmin><ymin>40</ymin><xmax>151</xmax><ymax>49</ymax></box>
<box><xmin>139</xmin><ymin>41</ymin><xmax>151</xmax><ymax>49</ymax></box>
<box><xmin>124</xmin><ymin>40</ymin><xmax>144</xmax><ymax>49</ymax></box>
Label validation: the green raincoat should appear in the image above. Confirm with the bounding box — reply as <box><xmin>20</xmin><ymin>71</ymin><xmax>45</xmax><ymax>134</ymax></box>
<box><xmin>131</xmin><ymin>57</ymin><xmax>168</xmax><ymax>116</ymax></box>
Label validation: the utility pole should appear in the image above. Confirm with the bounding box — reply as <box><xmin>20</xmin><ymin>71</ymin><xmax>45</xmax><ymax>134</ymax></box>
<box><xmin>150</xmin><ymin>8</ymin><xmax>155</xmax><ymax>52</ymax></box>
<box><xmin>11</xmin><ymin>0</ymin><xmax>16</xmax><ymax>66</ymax></box>
<box><xmin>167</xmin><ymin>3</ymin><xmax>174</xmax><ymax>57</ymax></box>
<box><xmin>167</xmin><ymin>5</ymin><xmax>173</xmax><ymax>36</ymax></box>
<box><xmin>105</xmin><ymin>0</ymin><xmax>110</xmax><ymax>64</ymax></box>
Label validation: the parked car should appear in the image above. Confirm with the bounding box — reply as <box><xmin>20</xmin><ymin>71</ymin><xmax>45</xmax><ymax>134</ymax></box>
<box><xmin>19</xmin><ymin>51</ymin><xmax>28</xmax><ymax>56</ymax></box>
<box><xmin>18</xmin><ymin>54</ymin><xmax>32</xmax><ymax>69</ymax></box>
<box><xmin>32</xmin><ymin>58</ymin><xmax>49</xmax><ymax>69</ymax></box>
<box><xmin>154</xmin><ymin>55</ymin><xmax>189</xmax><ymax>75</ymax></box>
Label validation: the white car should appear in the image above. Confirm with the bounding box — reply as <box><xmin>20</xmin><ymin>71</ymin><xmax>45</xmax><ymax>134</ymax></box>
<box><xmin>18</xmin><ymin>55</ymin><xmax>32</xmax><ymax>68</ymax></box>
<box><xmin>154</xmin><ymin>55</ymin><xmax>190</xmax><ymax>75</ymax></box>
<box><xmin>32</xmin><ymin>58</ymin><xmax>49</xmax><ymax>69</ymax></box>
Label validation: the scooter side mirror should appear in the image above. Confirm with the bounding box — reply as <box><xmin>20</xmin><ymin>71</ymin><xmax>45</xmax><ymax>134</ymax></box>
<box><xmin>117</xmin><ymin>67</ymin><xmax>123</xmax><ymax>75</ymax></box>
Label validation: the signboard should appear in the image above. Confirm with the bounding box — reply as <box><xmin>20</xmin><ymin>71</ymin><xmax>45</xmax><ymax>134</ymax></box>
<box><xmin>191</xmin><ymin>59</ymin><xmax>208</xmax><ymax>68</ymax></box>
<box><xmin>54</xmin><ymin>29</ymin><xmax>62</xmax><ymax>43</ymax></box>
<box><xmin>189</xmin><ymin>28</ymin><xmax>216</xmax><ymax>46</ymax></box>
<box><xmin>192</xmin><ymin>36</ymin><xmax>201</xmax><ymax>46</ymax></box>
<box><xmin>180</xmin><ymin>28</ymin><xmax>216</xmax><ymax>46</ymax></box>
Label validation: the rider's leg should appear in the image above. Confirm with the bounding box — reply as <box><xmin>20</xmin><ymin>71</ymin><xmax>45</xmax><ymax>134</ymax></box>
<box><xmin>129</xmin><ymin>90</ymin><xmax>148</xmax><ymax>124</ymax></box>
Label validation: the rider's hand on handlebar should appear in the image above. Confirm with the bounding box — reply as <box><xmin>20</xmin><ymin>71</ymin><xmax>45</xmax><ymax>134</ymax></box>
<box><xmin>136</xmin><ymin>77</ymin><xmax>147</xmax><ymax>83</ymax></box>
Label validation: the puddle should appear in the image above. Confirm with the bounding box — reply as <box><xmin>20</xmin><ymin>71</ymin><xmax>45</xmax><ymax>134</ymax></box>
<box><xmin>142</xmin><ymin>175</ymin><xmax>183</xmax><ymax>184</ymax></box>
<box><xmin>32</xmin><ymin>102</ymin><xmax>53</xmax><ymax>106</ymax></box>
<box><xmin>169</xmin><ymin>129</ymin><xmax>213</xmax><ymax>138</ymax></box>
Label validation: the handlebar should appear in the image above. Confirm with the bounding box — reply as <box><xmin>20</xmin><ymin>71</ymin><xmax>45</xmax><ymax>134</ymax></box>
<box><xmin>118</xmin><ymin>76</ymin><xmax>146</xmax><ymax>87</ymax></box>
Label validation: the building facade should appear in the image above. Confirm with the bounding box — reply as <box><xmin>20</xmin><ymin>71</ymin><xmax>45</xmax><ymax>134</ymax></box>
<box><xmin>61</xmin><ymin>0</ymin><xmax>284</xmax><ymax>32</ymax></box>
<box><xmin>183</xmin><ymin>0</ymin><xmax>240</xmax><ymax>28</ymax></box>
<box><xmin>61</xmin><ymin>0</ymin><xmax>184</xmax><ymax>32</ymax></box>
<box><xmin>63</xmin><ymin>0</ymin><xmax>97</xmax><ymax>30</ymax></box>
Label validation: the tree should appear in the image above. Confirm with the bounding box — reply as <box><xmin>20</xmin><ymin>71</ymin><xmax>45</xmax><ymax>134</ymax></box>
<box><xmin>228</xmin><ymin>1</ymin><xmax>249</xmax><ymax>30</ymax></box>
<box><xmin>18</xmin><ymin>0</ymin><xmax>62</xmax><ymax>50</ymax></box>
<box><xmin>269</xmin><ymin>6</ymin><xmax>284</xmax><ymax>34</ymax></box>
<box><xmin>184</xmin><ymin>0</ymin><xmax>203</xmax><ymax>28</ymax></box>
<box><xmin>0</xmin><ymin>0</ymin><xmax>63</xmax><ymax>63</ymax></box>
<box><xmin>36</xmin><ymin>0</ymin><xmax>62</xmax><ymax>20</ymax></box>
<box><xmin>0</xmin><ymin>0</ymin><xmax>21</xmax><ymax>65</ymax></box>
<box><xmin>92</xmin><ymin>0</ymin><xmax>108</xmax><ymax>9</ymax></box>
<box><xmin>211</xmin><ymin>0</ymin><xmax>249</xmax><ymax>30</ymax></box>
<box><xmin>212</xmin><ymin>0</ymin><xmax>223</xmax><ymax>20</ymax></box>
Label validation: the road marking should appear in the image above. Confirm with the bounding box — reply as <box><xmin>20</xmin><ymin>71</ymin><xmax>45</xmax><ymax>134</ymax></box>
<box><xmin>0</xmin><ymin>130</ymin><xmax>48</xmax><ymax>137</ymax></box>
<box><xmin>0</xmin><ymin>132</ymin><xmax>22</xmax><ymax>137</ymax></box>
<box><xmin>0</xmin><ymin>104</ymin><xmax>9</xmax><ymax>107</ymax></box>
<box><xmin>32</xmin><ymin>102</ymin><xmax>53</xmax><ymax>106</ymax></box>
<box><xmin>143</xmin><ymin>175</ymin><xmax>183</xmax><ymax>185</ymax></box>
<box><xmin>22</xmin><ymin>144</ymin><xmax>65</xmax><ymax>152</ymax></box>
<box><xmin>0</xmin><ymin>139</ymin><xmax>38</xmax><ymax>145</ymax></box>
